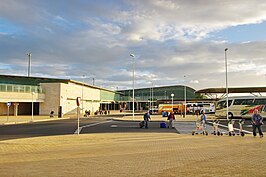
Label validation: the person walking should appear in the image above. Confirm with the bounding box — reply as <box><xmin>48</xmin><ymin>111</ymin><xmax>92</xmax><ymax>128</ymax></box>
<box><xmin>200</xmin><ymin>110</ymin><xmax>207</xmax><ymax>129</ymax></box>
<box><xmin>143</xmin><ymin>111</ymin><xmax>151</xmax><ymax>128</ymax></box>
<box><xmin>167</xmin><ymin>112</ymin><xmax>175</xmax><ymax>128</ymax></box>
<box><xmin>251</xmin><ymin>109</ymin><xmax>264</xmax><ymax>137</ymax></box>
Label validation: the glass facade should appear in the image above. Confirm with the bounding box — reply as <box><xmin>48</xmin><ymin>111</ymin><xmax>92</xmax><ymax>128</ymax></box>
<box><xmin>119</xmin><ymin>85</ymin><xmax>197</xmax><ymax>102</ymax></box>
<box><xmin>0</xmin><ymin>84</ymin><xmax>44</xmax><ymax>93</ymax></box>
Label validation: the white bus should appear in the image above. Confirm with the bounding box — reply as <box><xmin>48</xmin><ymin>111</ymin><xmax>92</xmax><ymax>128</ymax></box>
<box><xmin>187</xmin><ymin>102</ymin><xmax>215</xmax><ymax>114</ymax></box>
<box><xmin>215</xmin><ymin>96</ymin><xmax>266</xmax><ymax>118</ymax></box>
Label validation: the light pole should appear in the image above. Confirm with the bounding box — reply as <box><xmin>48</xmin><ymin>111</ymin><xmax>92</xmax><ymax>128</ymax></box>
<box><xmin>82</xmin><ymin>75</ymin><xmax>85</xmax><ymax>116</ymax></box>
<box><xmin>225</xmin><ymin>48</ymin><xmax>229</xmax><ymax>120</ymax></box>
<box><xmin>130</xmin><ymin>53</ymin><xmax>135</xmax><ymax>120</ymax></box>
<box><xmin>184</xmin><ymin>75</ymin><xmax>187</xmax><ymax>118</ymax></box>
<box><xmin>149</xmin><ymin>87</ymin><xmax>151</xmax><ymax>110</ymax></box>
<box><xmin>31</xmin><ymin>92</ymin><xmax>35</xmax><ymax>121</ymax></box>
<box><xmin>171</xmin><ymin>93</ymin><xmax>174</xmax><ymax>113</ymax></box>
<box><xmin>151</xmin><ymin>82</ymin><xmax>154</xmax><ymax>114</ymax></box>
<box><xmin>27</xmin><ymin>53</ymin><xmax>32</xmax><ymax>77</ymax></box>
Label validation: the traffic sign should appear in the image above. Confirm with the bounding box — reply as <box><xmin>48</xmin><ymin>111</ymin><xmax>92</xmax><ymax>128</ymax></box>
<box><xmin>7</xmin><ymin>102</ymin><xmax>11</xmax><ymax>107</ymax></box>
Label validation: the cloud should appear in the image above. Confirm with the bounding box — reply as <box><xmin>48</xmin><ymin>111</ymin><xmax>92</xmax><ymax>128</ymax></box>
<box><xmin>0</xmin><ymin>0</ymin><xmax>266</xmax><ymax>91</ymax></box>
<box><xmin>190</xmin><ymin>80</ymin><xmax>199</xmax><ymax>84</ymax></box>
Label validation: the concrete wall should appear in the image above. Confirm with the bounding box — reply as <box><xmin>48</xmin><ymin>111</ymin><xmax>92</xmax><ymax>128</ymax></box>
<box><xmin>0</xmin><ymin>103</ymin><xmax>13</xmax><ymax>115</ymax></box>
<box><xmin>0</xmin><ymin>82</ymin><xmax>103</xmax><ymax>116</ymax></box>
<box><xmin>39</xmin><ymin>83</ymin><xmax>61</xmax><ymax>115</ymax></box>
<box><xmin>60</xmin><ymin>83</ymin><xmax>101</xmax><ymax>115</ymax></box>
<box><xmin>39</xmin><ymin>82</ymin><xmax>101</xmax><ymax>116</ymax></box>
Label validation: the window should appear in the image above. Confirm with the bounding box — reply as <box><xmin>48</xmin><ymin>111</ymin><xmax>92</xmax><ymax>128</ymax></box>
<box><xmin>254</xmin><ymin>99</ymin><xmax>266</xmax><ymax>105</ymax></box>
<box><xmin>233</xmin><ymin>99</ymin><xmax>245</xmax><ymax>105</ymax></box>
<box><xmin>241</xmin><ymin>99</ymin><xmax>254</xmax><ymax>105</ymax></box>
<box><xmin>216</xmin><ymin>100</ymin><xmax>233</xmax><ymax>110</ymax></box>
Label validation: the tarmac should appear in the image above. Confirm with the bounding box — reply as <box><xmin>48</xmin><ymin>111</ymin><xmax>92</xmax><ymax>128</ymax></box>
<box><xmin>0</xmin><ymin>113</ymin><xmax>265</xmax><ymax>177</ymax></box>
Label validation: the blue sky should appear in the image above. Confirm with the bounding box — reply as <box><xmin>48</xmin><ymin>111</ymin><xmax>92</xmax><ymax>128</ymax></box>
<box><xmin>0</xmin><ymin>0</ymin><xmax>266</xmax><ymax>91</ymax></box>
<box><xmin>210</xmin><ymin>21</ymin><xmax>266</xmax><ymax>43</ymax></box>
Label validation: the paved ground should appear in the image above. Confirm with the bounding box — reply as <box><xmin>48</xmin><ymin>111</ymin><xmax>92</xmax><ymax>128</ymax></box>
<box><xmin>0</xmin><ymin>114</ymin><xmax>265</xmax><ymax>176</ymax></box>
<box><xmin>0</xmin><ymin>133</ymin><xmax>265</xmax><ymax>177</ymax></box>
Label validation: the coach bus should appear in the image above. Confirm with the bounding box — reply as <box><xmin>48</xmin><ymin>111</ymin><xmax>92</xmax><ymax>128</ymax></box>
<box><xmin>215</xmin><ymin>96</ymin><xmax>266</xmax><ymax>118</ymax></box>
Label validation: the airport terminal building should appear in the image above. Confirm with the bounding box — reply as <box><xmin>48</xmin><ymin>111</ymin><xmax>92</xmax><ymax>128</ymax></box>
<box><xmin>0</xmin><ymin>75</ymin><xmax>200</xmax><ymax>116</ymax></box>
<box><xmin>119</xmin><ymin>85</ymin><xmax>198</xmax><ymax>111</ymax></box>
<box><xmin>0</xmin><ymin>75</ymin><xmax>121</xmax><ymax>117</ymax></box>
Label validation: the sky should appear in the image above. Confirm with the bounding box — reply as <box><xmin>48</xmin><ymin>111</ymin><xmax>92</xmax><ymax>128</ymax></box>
<box><xmin>0</xmin><ymin>0</ymin><xmax>266</xmax><ymax>91</ymax></box>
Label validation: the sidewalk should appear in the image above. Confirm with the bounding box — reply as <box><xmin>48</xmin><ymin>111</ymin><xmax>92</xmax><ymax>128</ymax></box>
<box><xmin>0</xmin><ymin>133</ymin><xmax>265</xmax><ymax>177</ymax></box>
<box><xmin>0</xmin><ymin>115</ymin><xmax>70</xmax><ymax>125</ymax></box>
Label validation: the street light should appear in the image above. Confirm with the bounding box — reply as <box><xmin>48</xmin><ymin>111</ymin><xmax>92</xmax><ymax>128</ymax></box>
<box><xmin>184</xmin><ymin>75</ymin><xmax>187</xmax><ymax>118</ymax></box>
<box><xmin>31</xmin><ymin>92</ymin><xmax>35</xmax><ymax>121</ymax></box>
<box><xmin>82</xmin><ymin>75</ymin><xmax>85</xmax><ymax>115</ymax></box>
<box><xmin>171</xmin><ymin>93</ymin><xmax>174</xmax><ymax>113</ymax></box>
<box><xmin>130</xmin><ymin>53</ymin><xmax>135</xmax><ymax>120</ymax></box>
<box><xmin>27</xmin><ymin>53</ymin><xmax>32</xmax><ymax>77</ymax></box>
<box><xmin>151</xmin><ymin>82</ymin><xmax>154</xmax><ymax>114</ymax></box>
<box><xmin>225</xmin><ymin>48</ymin><xmax>229</xmax><ymax>120</ymax></box>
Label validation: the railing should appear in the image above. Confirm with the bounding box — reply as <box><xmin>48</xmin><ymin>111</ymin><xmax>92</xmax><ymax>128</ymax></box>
<box><xmin>0</xmin><ymin>84</ymin><xmax>44</xmax><ymax>93</ymax></box>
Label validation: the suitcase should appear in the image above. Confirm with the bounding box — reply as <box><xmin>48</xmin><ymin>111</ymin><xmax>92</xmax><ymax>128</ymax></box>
<box><xmin>160</xmin><ymin>122</ymin><xmax>167</xmax><ymax>128</ymax></box>
<box><xmin>139</xmin><ymin>121</ymin><xmax>145</xmax><ymax>128</ymax></box>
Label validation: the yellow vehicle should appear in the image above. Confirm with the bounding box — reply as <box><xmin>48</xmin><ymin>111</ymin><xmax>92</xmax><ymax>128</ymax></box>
<box><xmin>158</xmin><ymin>104</ymin><xmax>187</xmax><ymax>114</ymax></box>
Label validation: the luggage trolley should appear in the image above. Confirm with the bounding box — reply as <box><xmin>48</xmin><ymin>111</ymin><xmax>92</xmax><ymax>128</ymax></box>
<box><xmin>228</xmin><ymin>120</ymin><xmax>236</xmax><ymax>136</ymax></box>
<box><xmin>237</xmin><ymin>119</ymin><xmax>245</xmax><ymax>136</ymax></box>
<box><xmin>192</xmin><ymin>119</ymin><xmax>208</xmax><ymax>136</ymax></box>
<box><xmin>212</xmin><ymin>120</ymin><xmax>223</xmax><ymax>136</ymax></box>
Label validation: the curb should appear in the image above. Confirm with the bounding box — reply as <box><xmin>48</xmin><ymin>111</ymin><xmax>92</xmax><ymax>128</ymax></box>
<box><xmin>1</xmin><ymin>117</ymin><xmax>71</xmax><ymax>126</ymax></box>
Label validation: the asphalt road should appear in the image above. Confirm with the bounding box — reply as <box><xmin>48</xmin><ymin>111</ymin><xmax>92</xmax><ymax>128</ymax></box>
<box><xmin>0</xmin><ymin>117</ymin><xmax>177</xmax><ymax>141</ymax></box>
<box><xmin>1</xmin><ymin>116</ymin><xmax>264</xmax><ymax>141</ymax></box>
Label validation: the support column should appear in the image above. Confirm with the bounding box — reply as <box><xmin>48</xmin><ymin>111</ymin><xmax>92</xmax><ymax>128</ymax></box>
<box><xmin>13</xmin><ymin>103</ymin><xmax>19</xmax><ymax>116</ymax></box>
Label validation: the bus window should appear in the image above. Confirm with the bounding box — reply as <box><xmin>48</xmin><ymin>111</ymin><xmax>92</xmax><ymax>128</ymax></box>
<box><xmin>241</xmin><ymin>99</ymin><xmax>254</xmax><ymax>105</ymax></box>
<box><xmin>233</xmin><ymin>99</ymin><xmax>253</xmax><ymax>105</ymax></box>
<box><xmin>233</xmin><ymin>99</ymin><xmax>245</xmax><ymax>105</ymax></box>
<box><xmin>254</xmin><ymin>99</ymin><xmax>266</xmax><ymax>105</ymax></box>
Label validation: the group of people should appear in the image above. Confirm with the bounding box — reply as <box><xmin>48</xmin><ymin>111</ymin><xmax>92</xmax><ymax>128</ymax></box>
<box><xmin>142</xmin><ymin>109</ymin><xmax>263</xmax><ymax>138</ymax></box>
<box><xmin>143</xmin><ymin>111</ymin><xmax>176</xmax><ymax>129</ymax></box>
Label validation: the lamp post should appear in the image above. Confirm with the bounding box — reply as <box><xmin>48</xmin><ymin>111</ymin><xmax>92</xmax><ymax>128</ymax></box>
<box><xmin>171</xmin><ymin>93</ymin><xmax>174</xmax><ymax>113</ymax></box>
<box><xmin>149</xmin><ymin>87</ymin><xmax>151</xmax><ymax>110</ymax></box>
<box><xmin>184</xmin><ymin>75</ymin><xmax>187</xmax><ymax>118</ymax></box>
<box><xmin>27</xmin><ymin>53</ymin><xmax>32</xmax><ymax>77</ymax></box>
<box><xmin>82</xmin><ymin>75</ymin><xmax>85</xmax><ymax>115</ymax></box>
<box><xmin>225</xmin><ymin>48</ymin><xmax>229</xmax><ymax>120</ymax></box>
<box><xmin>151</xmin><ymin>82</ymin><xmax>154</xmax><ymax>114</ymax></box>
<box><xmin>31</xmin><ymin>92</ymin><xmax>35</xmax><ymax>121</ymax></box>
<box><xmin>130</xmin><ymin>53</ymin><xmax>135</xmax><ymax>120</ymax></box>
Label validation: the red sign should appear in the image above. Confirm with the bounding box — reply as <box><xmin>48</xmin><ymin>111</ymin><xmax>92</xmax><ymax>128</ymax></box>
<box><xmin>76</xmin><ymin>97</ymin><xmax>81</xmax><ymax>107</ymax></box>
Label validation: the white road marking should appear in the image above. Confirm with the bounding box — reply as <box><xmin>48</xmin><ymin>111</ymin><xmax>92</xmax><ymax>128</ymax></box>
<box><xmin>74</xmin><ymin>120</ymin><xmax>113</xmax><ymax>134</ymax></box>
